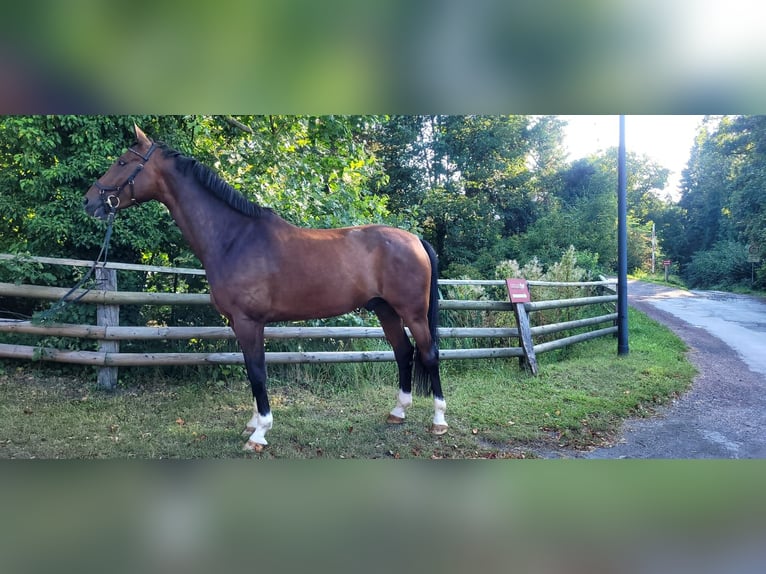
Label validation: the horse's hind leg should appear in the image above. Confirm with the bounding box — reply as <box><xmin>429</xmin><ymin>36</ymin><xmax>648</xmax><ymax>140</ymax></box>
<box><xmin>409</xmin><ymin>321</ymin><xmax>448</xmax><ymax>435</ymax></box>
<box><xmin>421</xmin><ymin>343</ymin><xmax>448</xmax><ymax>435</ymax></box>
<box><xmin>371</xmin><ymin>300</ymin><xmax>415</xmax><ymax>425</ymax></box>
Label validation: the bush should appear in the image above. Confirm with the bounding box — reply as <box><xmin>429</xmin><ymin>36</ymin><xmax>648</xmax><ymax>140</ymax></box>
<box><xmin>684</xmin><ymin>241</ymin><xmax>750</xmax><ymax>289</ymax></box>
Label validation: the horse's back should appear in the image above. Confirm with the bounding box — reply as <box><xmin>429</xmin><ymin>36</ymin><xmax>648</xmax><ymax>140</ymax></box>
<box><xmin>293</xmin><ymin>224</ymin><xmax>430</xmax><ymax>291</ymax></box>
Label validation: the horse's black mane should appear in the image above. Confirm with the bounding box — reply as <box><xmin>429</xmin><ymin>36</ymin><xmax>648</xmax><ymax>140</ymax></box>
<box><xmin>157</xmin><ymin>143</ymin><xmax>270</xmax><ymax>218</ymax></box>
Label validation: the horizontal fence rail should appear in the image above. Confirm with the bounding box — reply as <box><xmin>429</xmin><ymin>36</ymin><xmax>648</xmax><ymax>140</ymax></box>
<box><xmin>0</xmin><ymin>343</ymin><xmax>525</xmax><ymax>367</ymax></box>
<box><xmin>0</xmin><ymin>253</ymin><xmax>207</xmax><ymax>276</ymax></box>
<box><xmin>0</xmin><ymin>253</ymin><xmax>619</xmax><ymax>387</ymax></box>
<box><xmin>0</xmin><ymin>321</ymin><xmax>521</xmax><ymax>340</ymax></box>
<box><xmin>0</xmin><ymin>283</ymin><xmax>617</xmax><ymax>311</ymax></box>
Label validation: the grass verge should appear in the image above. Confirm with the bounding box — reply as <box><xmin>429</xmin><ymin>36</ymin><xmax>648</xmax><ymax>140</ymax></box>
<box><xmin>0</xmin><ymin>308</ymin><xmax>695</xmax><ymax>459</ymax></box>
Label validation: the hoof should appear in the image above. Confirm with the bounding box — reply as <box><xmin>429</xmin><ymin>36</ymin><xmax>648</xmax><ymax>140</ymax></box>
<box><xmin>242</xmin><ymin>426</ymin><xmax>255</xmax><ymax>439</ymax></box>
<box><xmin>386</xmin><ymin>414</ymin><xmax>405</xmax><ymax>425</ymax></box>
<box><xmin>243</xmin><ymin>440</ymin><xmax>265</xmax><ymax>453</ymax></box>
<box><xmin>430</xmin><ymin>424</ymin><xmax>449</xmax><ymax>436</ymax></box>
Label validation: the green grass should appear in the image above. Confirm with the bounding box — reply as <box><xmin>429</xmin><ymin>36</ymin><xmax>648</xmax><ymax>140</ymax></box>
<box><xmin>630</xmin><ymin>269</ymin><xmax>687</xmax><ymax>289</ymax></box>
<box><xmin>0</xmin><ymin>308</ymin><xmax>696</xmax><ymax>459</ymax></box>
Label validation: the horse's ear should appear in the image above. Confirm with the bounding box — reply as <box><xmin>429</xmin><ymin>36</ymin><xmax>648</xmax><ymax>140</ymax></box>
<box><xmin>134</xmin><ymin>124</ymin><xmax>151</xmax><ymax>145</ymax></box>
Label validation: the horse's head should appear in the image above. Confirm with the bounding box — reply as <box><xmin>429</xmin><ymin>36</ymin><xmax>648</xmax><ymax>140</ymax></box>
<box><xmin>84</xmin><ymin>124</ymin><xmax>160</xmax><ymax>220</ymax></box>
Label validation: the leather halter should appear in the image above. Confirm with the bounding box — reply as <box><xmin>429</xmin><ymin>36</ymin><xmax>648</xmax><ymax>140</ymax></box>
<box><xmin>93</xmin><ymin>142</ymin><xmax>157</xmax><ymax>213</ymax></box>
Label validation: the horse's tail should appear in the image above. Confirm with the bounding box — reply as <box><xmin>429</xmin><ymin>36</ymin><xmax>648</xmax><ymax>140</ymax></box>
<box><xmin>414</xmin><ymin>239</ymin><xmax>440</xmax><ymax>396</ymax></box>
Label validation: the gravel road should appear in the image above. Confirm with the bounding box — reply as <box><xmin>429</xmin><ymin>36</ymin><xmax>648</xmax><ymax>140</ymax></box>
<box><xmin>553</xmin><ymin>280</ymin><xmax>766</xmax><ymax>459</ymax></box>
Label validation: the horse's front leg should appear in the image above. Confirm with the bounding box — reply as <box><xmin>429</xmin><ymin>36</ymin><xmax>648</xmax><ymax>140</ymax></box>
<box><xmin>232</xmin><ymin>319</ymin><xmax>272</xmax><ymax>452</ymax></box>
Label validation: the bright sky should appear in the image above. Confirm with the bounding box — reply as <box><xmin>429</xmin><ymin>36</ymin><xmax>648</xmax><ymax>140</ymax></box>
<box><xmin>559</xmin><ymin>115</ymin><xmax>705</xmax><ymax>201</ymax></box>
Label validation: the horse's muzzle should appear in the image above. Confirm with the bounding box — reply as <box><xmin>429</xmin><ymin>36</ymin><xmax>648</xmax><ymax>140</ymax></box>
<box><xmin>83</xmin><ymin>194</ymin><xmax>110</xmax><ymax>220</ymax></box>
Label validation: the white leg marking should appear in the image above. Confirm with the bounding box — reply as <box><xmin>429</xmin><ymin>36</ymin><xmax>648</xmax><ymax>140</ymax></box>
<box><xmin>433</xmin><ymin>397</ymin><xmax>447</xmax><ymax>426</ymax></box>
<box><xmin>389</xmin><ymin>390</ymin><xmax>413</xmax><ymax>420</ymax></box>
<box><xmin>245</xmin><ymin>407</ymin><xmax>260</xmax><ymax>433</ymax></box>
<box><xmin>431</xmin><ymin>397</ymin><xmax>448</xmax><ymax>435</ymax></box>
<box><xmin>243</xmin><ymin>408</ymin><xmax>273</xmax><ymax>452</ymax></box>
<box><xmin>242</xmin><ymin>400</ymin><xmax>260</xmax><ymax>437</ymax></box>
<box><xmin>247</xmin><ymin>412</ymin><xmax>273</xmax><ymax>445</ymax></box>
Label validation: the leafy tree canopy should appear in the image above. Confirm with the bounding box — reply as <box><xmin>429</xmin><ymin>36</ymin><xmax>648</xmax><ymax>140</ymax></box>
<box><xmin>2</xmin><ymin>114</ymin><xmax>762</xmax><ymax>289</ymax></box>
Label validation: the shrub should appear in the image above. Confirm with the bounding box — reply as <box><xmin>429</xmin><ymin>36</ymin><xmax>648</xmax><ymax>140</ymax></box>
<box><xmin>684</xmin><ymin>241</ymin><xmax>750</xmax><ymax>289</ymax></box>
<box><xmin>494</xmin><ymin>246</ymin><xmax>607</xmax><ymax>338</ymax></box>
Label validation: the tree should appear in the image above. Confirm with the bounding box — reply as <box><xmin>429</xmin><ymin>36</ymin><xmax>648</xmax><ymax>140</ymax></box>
<box><xmin>663</xmin><ymin>115</ymin><xmax>766</xmax><ymax>287</ymax></box>
<box><xmin>194</xmin><ymin>115</ymin><xmax>392</xmax><ymax>230</ymax></box>
<box><xmin>367</xmin><ymin>115</ymin><xmax>431</xmax><ymax>215</ymax></box>
<box><xmin>520</xmin><ymin>147</ymin><xmax>668</xmax><ymax>273</ymax></box>
<box><xmin>0</xmin><ymin>115</ymin><xmax>196</xmax><ymax>264</ymax></box>
<box><xmin>676</xmin><ymin>116</ymin><xmax>735</xmax><ymax>265</ymax></box>
<box><xmin>725</xmin><ymin>115</ymin><xmax>766</xmax><ymax>267</ymax></box>
<box><xmin>369</xmin><ymin>115</ymin><xmax>546</xmax><ymax>274</ymax></box>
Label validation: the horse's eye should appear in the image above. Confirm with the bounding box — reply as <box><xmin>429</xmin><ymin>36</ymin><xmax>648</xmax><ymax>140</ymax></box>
<box><xmin>118</xmin><ymin>160</ymin><xmax>127</xmax><ymax>166</ymax></box>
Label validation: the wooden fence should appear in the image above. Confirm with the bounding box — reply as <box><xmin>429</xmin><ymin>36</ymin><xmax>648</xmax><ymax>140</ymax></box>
<box><xmin>0</xmin><ymin>254</ymin><xmax>618</xmax><ymax>388</ymax></box>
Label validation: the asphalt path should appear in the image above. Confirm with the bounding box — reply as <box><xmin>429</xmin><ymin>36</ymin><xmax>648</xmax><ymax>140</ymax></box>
<box><xmin>555</xmin><ymin>280</ymin><xmax>766</xmax><ymax>459</ymax></box>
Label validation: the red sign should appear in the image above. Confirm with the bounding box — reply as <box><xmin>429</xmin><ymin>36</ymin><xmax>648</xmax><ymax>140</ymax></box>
<box><xmin>505</xmin><ymin>278</ymin><xmax>531</xmax><ymax>303</ymax></box>
<box><xmin>663</xmin><ymin>260</ymin><xmax>672</xmax><ymax>267</ymax></box>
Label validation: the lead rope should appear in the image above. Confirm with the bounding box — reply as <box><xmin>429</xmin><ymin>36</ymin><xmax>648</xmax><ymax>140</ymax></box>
<box><xmin>33</xmin><ymin>213</ymin><xmax>115</xmax><ymax>324</ymax></box>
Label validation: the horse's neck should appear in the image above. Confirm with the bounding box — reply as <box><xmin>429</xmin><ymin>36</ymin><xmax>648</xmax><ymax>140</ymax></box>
<box><xmin>159</xmin><ymin>171</ymin><xmax>251</xmax><ymax>267</ymax></box>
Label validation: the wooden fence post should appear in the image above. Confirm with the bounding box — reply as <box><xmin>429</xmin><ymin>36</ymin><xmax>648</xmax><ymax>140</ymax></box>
<box><xmin>506</xmin><ymin>278</ymin><xmax>538</xmax><ymax>375</ymax></box>
<box><xmin>95</xmin><ymin>267</ymin><xmax>119</xmax><ymax>390</ymax></box>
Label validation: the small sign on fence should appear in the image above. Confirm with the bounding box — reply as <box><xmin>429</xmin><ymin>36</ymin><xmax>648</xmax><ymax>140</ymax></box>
<box><xmin>505</xmin><ymin>278</ymin><xmax>531</xmax><ymax>303</ymax></box>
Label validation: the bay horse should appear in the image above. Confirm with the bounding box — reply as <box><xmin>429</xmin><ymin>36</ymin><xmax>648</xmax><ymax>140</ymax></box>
<box><xmin>83</xmin><ymin>124</ymin><xmax>447</xmax><ymax>452</ymax></box>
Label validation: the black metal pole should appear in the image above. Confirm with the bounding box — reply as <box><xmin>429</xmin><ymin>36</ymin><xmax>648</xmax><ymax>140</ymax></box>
<box><xmin>617</xmin><ymin>115</ymin><xmax>629</xmax><ymax>355</ymax></box>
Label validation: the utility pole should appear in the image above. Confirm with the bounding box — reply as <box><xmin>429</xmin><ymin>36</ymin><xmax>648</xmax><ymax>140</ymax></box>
<box><xmin>617</xmin><ymin>115</ymin><xmax>629</xmax><ymax>355</ymax></box>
